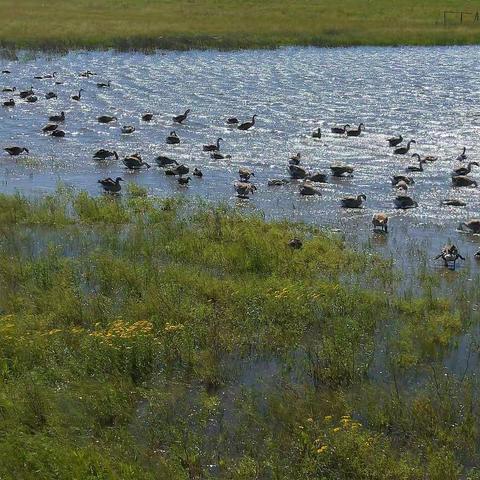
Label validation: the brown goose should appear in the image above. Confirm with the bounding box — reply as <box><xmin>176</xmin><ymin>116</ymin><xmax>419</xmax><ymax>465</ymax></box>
<box><xmin>238</xmin><ymin>115</ymin><xmax>257</xmax><ymax>131</ymax></box>
<box><xmin>166</xmin><ymin>164</ymin><xmax>189</xmax><ymax>176</ymax></box>
<box><xmin>203</xmin><ymin>138</ymin><xmax>223</xmax><ymax>152</ymax></box>
<box><xmin>289</xmin><ymin>152</ymin><xmax>301</xmax><ymax>165</ymax></box>
<box><xmin>300</xmin><ymin>183</ymin><xmax>321</xmax><ymax>196</ymax></box>
<box><xmin>71</xmin><ymin>89</ymin><xmax>83</xmax><ymax>101</ymax></box>
<box><xmin>25</xmin><ymin>95</ymin><xmax>38</xmax><ymax>103</ymax></box>
<box><xmin>166</xmin><ymin>131</ymin><xmax>180</xmax><ymax>144</ymax></box>
<box><xmin>330</xmin><ymin>165</ymin><xmax>354</xmax><ymax>177</ymax></box>
<box><xmin>4</xmin><ymin>146</ymin><xmax>28</xmax><ymax>156</ymax></box>
<box><xmin>93</xmin><ymin>149</ymin><xmax>119</xmax><ymax>160</ymax></box>
<box><xmin>435</xmin><ymin>244</ymin><xmax>465</xmax><ymax>269</ymax></box>
<box><xmin>331</xmin><ymin>124</ymin><xmax>349</xmax><ymax>134</ymax></box>
<box><xmin>42</xmin><ymin>123</ymin><xmax>58</xmax><ymax>133</ymax></box>
<box><xmin>394</xmin><ymin>140</ymin><xmax>416</xmax><ymax>155</ymax></box>
<box><xmin>98</xmin><ymin>115</ymin><xmax>117</xmax><ymax>124</ymax></box>
<box><xmin>178</xmin><ymin>176</ymin><xmax>191</xmax><ymax>186</ymax></box>
<box><xmin>98</xmin><ymin>177</ymin><xmax>123</xmax><ymax>193</ymax></box>
<box><xmin>235</xmin><ymin>182</ymin><xmax>257</xmax><ymax>198</ymax></box>
<box><xmin>123</xmin><ymin>155</ymin><xmax>151</xmax><ymax>170</ymax></box>
<box><xmin>307</xmin><ymin>173</ymin><xmax>328</xmax><ymax>183</ymax></box>
<box><xmin>387</xmin><ymin>134</ymin><xmax>403</xmax><ymax>147</ymax></box>
<box><xmin>289</xmin><ymin>164</ymin><xmax>308</xmax><ymax>179</ymax></box>
<box><xmin>458</xmin><ymin>219</ymin><xmax>480</xmax><ymax>233</ymax></box>
<box><xmin>394</xmin><ymin>195</ymin><xmax>418</xmax><ymax>209</ymax></box>
<box><xmin>155</xmin><ymin>156</ymin><xmax>178</xmax><ymax>167</ymax></box>
<box><xmin>372</xmin><ymin>213</ymin><xmax>388</xmax><ymax>232</ymax></box>
<box><xmin>239</xmin><ymin>168</ymin><xmax>254</xmax><ymax>182</ymax></box>
<box><xmin>45</xmin><ymin>92</ymin><xmax>57</xmax><ymax>99</ymax></box>
<box><xmin>341</xmin><ymin>194</ymin><xmax>366</xmax><ymax>208</ymax></box>
<box><xmin>452</xmin><ymin>162</ymin><xmax>479</xmax><ymax>177</ymax></box>
<box><xmin>452</xmin><ymin>175</ymin><xmax>477</xmax><ymax>187</ymax></box>
<box><xmin>173</xmin><ymin>109</ymin><xmax>190</xmax><ymax>124</ymax></box>
<box><xmin>346</xmin><ymin>123</ymin><xmax>364</xmax><ymax>137</ymax></box>
<box><xmin>392</xmin><ymin>175</ymin><xmax>414</xmax><ymax>186</ymax></box>
<box><xmin>121</xmin><ymin>125</ymin><xmax>136</xmax><ymax>134</ymax></box>
<box><xmin>49</xmin><ymin>111</ymin><xmax>65</xmax><ymax>122</ymax></box>
<box><xmin>142</xmin><ymin>113</ymin><xmax>154</xmax><ymax>121</ymax></box>
<box><xmin>211</xmin><ymin>152</ymin><xmax>232</xmax><ymax>160</ymax></box>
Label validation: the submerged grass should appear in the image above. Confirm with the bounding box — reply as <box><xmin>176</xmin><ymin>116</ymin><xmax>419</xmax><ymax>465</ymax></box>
<box><xmin>0</xmin><ymin>189</ymin><xmax>480</xmax><ymax>478</ymax></box>
<box><xmin>2</xmin><ymin>0</ymin><xmax>480</xmax><ymax>52</ymax></box>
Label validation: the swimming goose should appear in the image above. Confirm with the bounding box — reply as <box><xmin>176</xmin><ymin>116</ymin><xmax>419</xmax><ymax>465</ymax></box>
<box><xmin>331</xmin><ymin>124</ymin><xmax>349</xmax><ymax>134</ymax></box>
<box><xmin>300</xmin><ymin>183</ymin><xmax>321</xmax><ymax>196</ymax></box>
<box><xmin>211</xmin><ymin>152</ymin><xmax>232</xmax><ymax>160</ymax></box>
<box><xmin>166</xmin><ymin>164</ymin><xmax>189</xmax><ymax>176</ymax></box>
<box><xmin>435</xmin><ymin>244</ymin><xmax>465</xmax><ymax>269</ymax></box>
<box><xmin>123</xmin><ymin>155</ymin><xmax>150</xmax><ymax>170</ymax></box>
<box><xmin>441</xmin><ymin>199</ymin><xmax>466</xmax><ymax>207</ymax></box>
<box><xmin>1</xmin><ymin>86</ymin><xmax>15</xmax><ymax>92</ymax></box>
<box><xmin>42</xmin><ymin>123</ymin><xmax>58</xmax><ymax>133</ymax></box>
<box><xmin>49</xmin><ymin>111</ymin><xmax>65</xmax><ymax>122</ymax></box>
<box><xmin>98</xmin><ymin>115</ymin><xmax>117</xmax><ymax>124</ymax></box>
<box><xmin>2</xmin><ymin>70</ymin><xmax>10</xmax><ymax>74</ymax></box>
<box><xmin>203</xmin><ymin>138</ymin><xmax>223</xmax><ymax>152</ymax></box>
<box><xmin>155</xmin><ymin>156</ymin><xmax>178</xmax><ymax>167</ymax></box>
<box><xmin>346</xmin><ymin>123</ymin><xmax>364</xmax><ymax>137</ymax></box>
<box><xmin>330</xmin><ymin>165</ymin><xmax>354</xmax><ymax>177</ymax></box>
<box><xmin>387</xmin><ymin>135</ymin><xmax>403</xmax><ymax>147</ymax></box>
<box><xmin>458</xmin><ymin>219</ymin><xmax>480</xmax><ymax>233</ymax></box>
<box><xmin>268</xmin><ymin>178</ymin><xmax>289</xmax><ymax>186</ymax></box>
<box><xmin>406</xmin><ymin>154</ymin><xmax>427</xmax><ymax>172</ymax></box>
<box><xmin>2</xmin><ymin>99</ymin><xmax>14</xmax><ymax>107</ymax></box>
<box><xmin>71</xmin><ymin>89</ymin><xmax>83</xmax><ymax>101</ymax></box>
<box><xmin>239</xmin><ymin>168</ymin><xmax>254</xmax><ymax>182</ymax></box>
<box><xmin>394</xmin><ymin>140</ymin><xmax>416</xmax><ymax>155</ymax></box>
<box><xmin>34</xmin><ymin>72</ymin><xmax>56</xmax><ymax>80</ymax></box>
<box><xmin>50</xmin><ymin>129</ymin><xmax>65</xmax><ymax>137</ymax></box>
<box><xmin>193</xmin><ymin>168</ymin><xmax>203</xmax><ymax>177</ymax></box>
<box><xmin>178</xmin><ymin>176</ymin><xmax>191</xmax><ymax>186</ymax></box>
<box><xmin>238</xmin><ymin>115</ymin><xmax>257</xmax><ymax>131</ymax></box>
<box><xmin>452</xmin><ymin>161</ymin><xmax>478</xmax><ymax>177</ymax></box>
<box><xmin>394</xmin><ymin>195</ymin><xmax>418</xmax><ymax>209</ymax></box>
<box><xmin>289</xmin><ymin>152</ymin><xmax>301</xmax><ymax>165</ymax></box>
<box><xmin>166</xmin><ymin>131</ymin><xmax>180</xmax><ymax>144</ymax></box>
<box><xmin>121</xmin><ymin>125</ymin><xmax>135</xmax><ymax>134</ymax></box>
<box><xmin>4</xmin><ymin>147</ymin><xmax>28</xmax><ymax>156</ymax></box>
<box><xmin>307</xmin><ymin>172</ymin><xmax>328</xmax><ymax>183</ymax></box>
<box><xmin>79</xmin><ymin>70</ymin><xmax>96</xmax><ymax>78</ymax></box>
<box><xmin>395</xmin><ymin>180</ymin><xmax>409</xmax><ymax>192</ymax></box>
<box><xmin>25</xmin><ymin>95</ymin><xmax>38</xmax><ymax>103</ymax></box>
<box><xmin>372</xmin><ymin>213</ymin><xmax>388</xmax><ymax>232</ymax></box>
<box><xmin>173</xmin><ymin>109</ymin><xmax>190</xmax><ymax>124</ymax></box>
<box><xmin>93</xmin><ymin>149</ymin><xmax>119</xmax><ymax>160</ymax></box>
<box><xmin>45</xmin><ymin>92</ymin><xmax>57</xmax><ymax>99</ymax></box>
<box><xmin>341</xmin><ymin>194</ymin><xmax>366</xmax><ymax>208</ymax></box>
<box><xmin>456</xmin><ymin>147</ymin><xmax>467</xmax><ymax>162</ymax></box>
<box><xmin>235</xmin><ymin>182</ymin><xmax>257</xmax><ymax>198</ymax></box>
<box><xmin>227</xmin><ymin>117</ymin><xmax>239</xmax><ymax>125</ymax></box>
<box><xmin>289</xmin><ymin>164</ymin><xmax>308</xmax><ymax>179</ymax></box>
<box><xmin>19</xmin><ymin>87</ymin><xmax>34</xmax><ymax>98</ymax></box>
<box><xmin>423</xmin><ymin>155</ymin><xmax>438</xmax><ymax>162</ymax></box>
<box><xmin>452</xmin><ymin>175</ymin><xmax>477</xmax><ymax>187</ymax></box>
<box><xmin>391</xmin><ymin>175</ymin><xmax>414</xmax><ymax>186</ymax></box>
<box><xmin>97</xmin><ymin>81</ymin><xmax>111</xmax><ymax>88</ymax></box>
<box><xmin>142</xmin><ymin>113</ymin><xmax>154</xmax><ymax>121</ymax></box>
<box><xmin>312</xmin><ymin>128</ymin><xmax>322</xmax><ymax>139</ymax></box>
<box><xmin>98</xmin><ymin>177</ymin><xmax>123</xmax><ymax>193</ymax></box>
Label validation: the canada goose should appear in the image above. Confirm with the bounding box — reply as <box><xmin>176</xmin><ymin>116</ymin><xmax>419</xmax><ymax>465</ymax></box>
<box><xmin>289</xmin><ymin>152</ymin><xmax>301</xmax><ymax>165</ymax></box>
<box><xmin>452</xmin><ymin>175</ymin><xmax>477</xmax><ymax>187</ymax></box>
<box><xmin>423</xmin><ymin>155</ymin><xmax>438</xmax><ymax>162</ymax></box>
<box><xmin>97</xmin><ymin>81</ymin><xmax>111</xmax><ymax>88</ymax></box>
<box><xmin>1</xmin><ymin>86</ymin><xmax>15</xmax><ymax>92</ymax></box>
<box><xmin>71</xmin><ymin>89</ymin><xmax>83</xmax><ymax>101</ymax></box>
<box><xmin>178</xmin><ymin>176</ymin><xmax>191</xmax><ymax>186</ymax></box>
<box><xmin>372</xmin><ymin>213</ymin><xmax>388</xmax><ymax>232</ymax></box>
<box><xmin>173</xmin><ymin>109</ymin><xmax>190</xmax><ymax>124</ymax></box>
<box><xmin>42</xmin><ymin>123</ymin><xmax>58</xmax><ymax>133</ymax></box>
<box><xmin>50</xmin><ymin>129</ymin><xmax>65</xmax><ymax>137</ymax></box>
<box><xmin>268</xmin><ymin>178</ymin><xmax>289</xmax><ymax>186</ymax></box>
<box><xmin>211</xmin><ymin>152</ymin><xmax>232</xmax><ymax>160</ymax></box>
<box><xmin>166</xmin><ymin>164</ymin><xmax>189</xmax><ymax>176</ymax></box>
<box><xmin>312</xmin><ymin>128</ymin><xmax>322</xmax><ymax>139</ymax></box>
<box><xmin>98</xmin><ymin>177</ymin><xmax>123</xmax><ymax>193</ymax></box>
<box><xmin>239</xmin><ymin>168</ymin><xmax>254</xmax><ymax>182</ymax></box>
<box><xmin>203</xmin><ymin>138</ymin><xmax>223</xmax><ymax>152</ymax></box>
<box><xmin>387</xmin><ymin>134</ymin><xmax>403</xmax><ymax>147</ymax></box>
<box><xmin>458</xmin><ymin>219</ymin><xmax>480</xmax><ymax>233</ymax></box>
<box><xmin>435</xmin><ymin>244</ymin><xmax>465</xmax><ymax>269</ymax></box>
<box><xmin>441</xmin><ymin>199</ymin><xmax>466</xmax><ymax>207</ymax></box>
<box><xmin>45</xmin><ymin>92</ymin><xmax>57</xmax><ymax>99</ymax></box>
<box><xmin>123</xmin><ymin>155</ymin><xmax>150</xmax><ymax>170</ymax></box>
<box><xmin>406</xmin><ymin>154</ymin><xmax>427</xmax><ymax>172</ymax></box>
<box><xmin>394</xmin><ymin>195</ymin><xmax>418</xmax><ymax>209</ymax></box>
<box><xmin>142</xmin><ymin>113</ymin><xmax>154</xmax><ymax>121</ymax></box>
<box><xmin>235</xmin><ymin>182</ymin><xmax>256</xmax><ymax>198</ymax></box>
<box><xmin>452</xmin><ymin>161</ymin><xmax>479</xmax><ymax>177</ymax></box>
<box><xmin>2</xmin><ymin>99</ymin><xmax>14</xmax><ymax>107</ymax></box>
<box><xmin>49</xmin><ymin>111</ymin><xmax>65</xmax><ymax>122</ymax></box>
<box><xmin>300</xmin><ymin>183</ymin><xmax>321</xmax><ymax>196</ymax></box>
<box><xmin>19</xmin><ymin>87</ymin><xmax>33</xmax><ymax>99</ymax></box>
<box><xmin>395</xmin><ymin>180</ymin><xmax>409</xmax><ymax>192</ymax></box>
<box><xmin>93</xmin><ymin>149</ymin><xmax>119</xmax><ymax>160</ymax></box>
<box><xmin>288</xmin><ymin>238</ymin><xmax>303</xmax><ymax>249</ymax></box>
<box><xmin>4</xmin><ymin>146</ymin><xmax>28</xmax><ymax>156</ymax></box>
<box><xmin>307</xmin><ymin>173</ymin><xmax>328</xmax><ymax>183</ymax></box>
<box><xmin>166</xmin><ymin>131</ymin><xmax>180</xmax><ymax>144</ymax></box>
<box><xmin>346</xmin><ymin>123</ymin><xmax>364</xmax><ymax>137</ymax></box>
<box><xmin>289</xmin><ymin>164</ymin><xmax>308</xmax><ymax>179</ymax></box>
<box><xmin>456</xmin><ymin>147</ymin><xmax>467</xmax><ymax>162</ymax></box>
<box><xmin>331</xmin><ymin>124</ymin><xmax>349</xmax><ymax>134</ymax></box>
<box><xmin>193</xmin><ymin>168</ymin><xmax>203</xmax><ymax>177</ymax></box>
<box><xmin>98</xmin><ymin>115</ymin><xmax>117</xmax><ymax>124</ymax></box>
<box><xmin>2</xmin><ymin>70</ymin><xmax>10</xmax><ymax>74</ymax></box>
<box><xmin>227</xmin><ymin>117</ymin><xmax>239</xmax><ymax>125</ymax></box>
<box><xmin>238</xmin><ymin>115</ymin><xmax>257</xmax><ymax>131</ymax></box>
<box><xmin>79</xmin><ymin>70</ymin><xmax>95</xmax><ymax>78</ymax></box>
<box><xmin>330</xmin><ymin>165</ymin><xmax>354</xmax><ymax>177</ymax></box>
<box><xmin>155</xmin><ymin>156</ymin><xmax>178</xmax><ymax>167</ymax></box>
<box><xmin>341</xmin><ymin>194</ymin><xmax>366</xmax><ymax>208</ymax></box>
<box><xmin>394</xmin><ymin>140</ymin><xmax>416</xmax><ymax>155</ymax></box>
<box><xmin>121</xmin><ymin>125</ymin><xmax>135</xmax><ymax>134</ymax></box>
<box><xmin>34</xmin><ymin>72</ymin><xmax>56</xmax><ymax>80</ymax></box>
<box><xmin>25</xmin><ymin>95</ymin><xmax>37</xmax><ymax>103</ymax></box>
<box><xmin>391</xmin><ymin>175</ymin><xmax>414</xmax><ymax>186</ymax></box>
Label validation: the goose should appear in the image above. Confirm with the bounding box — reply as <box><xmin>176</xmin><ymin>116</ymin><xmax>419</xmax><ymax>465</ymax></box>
<box><xmin>372</xmin><ymin>213</ymin><xmax>388</xmax><ymax>232</ymax></box>
<box><xmin>392</xmin><ymin>175</ymin><xmax>414</xmax><ymax>186</ymax></box>
<box><xmin>288</xmin><ymin>238</ymin><xmax>303</xmax><ymax>249</ymax></box>
<box><xmin>123</xmin><ymin>155</ymin><xmax>150</xmax><ymax>170</ymax></box>
<box><xmin>93</xmin><ymin>149</ymin><xmax>119</xmax><ymax>160</ymax></box>
<box><xmin>4</xmin><ymin>147</ymin><xmax>28</xmax><ymax>156</ymax></box>
<box><xmin>42</xmin><ymin>123</ymin><xmax>58</xmax><ymax>133</ymax></box>
<box><xmin>49</xmin><ymin>111</ymin><xmax>65</xmax><ymax>122</ymax></box>
<box><xmin>178</xmin><ymin>176</ymin><xmax>191</xmax><ymax>186</ymax></box>
<box><xmin>97</xmin><ymin>80</ymin><xmax>111</xmax><ymax>88</ymax></box>
<box><xmin>121</xmin><ymin>125</ymin><xmax>135</xmax><ymax>134</ymax></box>
<box><xmin>235</xmin><ymin>182</ymin><xmax>257</xmax><ymax>198</ymax></box>
<box><xmin>406</xmin><ymin>154</ymin><xmax>427</xmax><ymax>172</ymax></box>
<box><xmin>50</xmin><ymin>129</ymin><xmax>65</xmax><ymax>137</ymax></box>
<box><xmin>456</xmin><ymin>147</ymin><xmax>467</xmax><ymax>162</ymax></box>
<box><xmin>289</xmin><ymin>164</ymin><xmax>308</xmax><ymax>179</ymax></box>
<box><xmin>435</xmin><ymin>244</ymin><xmax>465</xmax><ymax>269</ymax></box>
<box><xmin>452</xmin><ymin>175</ymin><xmax>477</xmax><ymax>187</ymax></box>
<box><xmin>346</xmin><ymin>123</ymin><xmax>364</xmax><ymax>137</ymax></box>
<box><xmin>155</xmin><ymin>156</ymin><xmax>178</xmax><ymax>167</ymax></box>
<box><xmin>166</xmin><ymin>131</ymin><xmax>180</xmax><ymax>144</ymax></box>
<box><xmin>173</xmin><ymin>109</ymin><xmax>190</xmax><ymax>124</ymax></box>
<box><xmin>227</xmin><ymin>117</ymin><xmax>239</xmax><ymax>125</ymax></box>
<box><xmin>203</xmin><ymin>138</ymin><xmax>223</xmax><ymax>152</ymax></box>
<box><xmin>452</xmin><ymin>162</ymin><xmax>479</xmax><ymax>177</ymax></box>
<box><xmin>71</xmin><ymin>89</ymin><xmax>83</xmax><ymax>101</ymax></box>
<box><xmin>2</xmin><ymin>99</ymin><xmax>14</xmax><ymax>107</ymax></box>
<box><xmin>441</xmin><ymin>199</ymin><xmax>466</xmax><ymax>207</ymax></box>
<box><xmin>98</xmin><ymin>177</ymin><xmax>123</xmax><ymax>193</ymax></box>
<box><xmin>239</xmin><ymin>168</ymin><xmax>254</xmax><ymax>182</ymax></box>
<box><xmin>193</xmin><ymin>168</ymin><xmax>203</xmax><ymax>177</ymax></box>
<box><xmin>238</xmin><ymin>115</ymin><xmax>257</xmax><ymax>131</ymax></box>
<box><xmin>211</xmin><ymin>152</ymin><xmax>232</xmax><ymax>160</ymax></box>
<box><xmin>268</xmin><ymin>178</ymin><xmax>289</xmax><ymax>186</ymax></box>
<box><xmin>2</xmin><ymin>70</ymin><xmax>11</xmax><ymax>74</ymax></box>
<box><xmin>394</xmin><ymin>140</ymin><xmax>416</xmax><ymax>155</ymax></box>
<box><xmin>330</xmin><ymin>165</ymin><xmax>354</xmax><ymax>177</ymax></box>
<box><xmin>458</xmin><ymin>219</ymin><xmax>480</xmax><ymax>233</ymax></box>
<box><xmin>394</xmin><ymin>195</ymin><xmax>418</xmax><ymax>209</ymax></box>
<box><xmin>300</xmin><ymin>183</ymin><xmax>321</xmax><ymax>196</ymax></box>
<box><xmin>341</xmin><ymin>194</ymin><xmax>366</xmax><ymax>208</ymax></box>
<box><xmin>307</xmin><ymin>173</ymin><xmax>327</xmax><ymax>183</ymax></box>
<box><xmin>423</xmin><ymin>155</ymin><xmax>438</xmax><ymax>162</ymax></box>
<box><xmin>34</xmin><ymin>72</ymin><xmax>56</xmax><ymax>80</ymax></box>
<box><xmin>25</xmin><ymin>95</ymin><xmax>38</xmax><ymax>103</ymax></box>
<box><xmin>1</xmin><ymin>86</ymin><xmax>15</xmax><ymax>92</ymax></box>
<box><xmin>312</xmin><ymin>128</ymin><xmax>322</xmax><ymax>139</ymax></box>
<box><xmin>79</xmin><ymin>70</ymin><xmax>95</xmax><ymax>77</ymax></box>
<box><xmin>395</xmin><ymin>180</ymin><xmax>409</xmax><ymax>192</ymax></box>
<box><xmin>166</xmin><ymin>164</ymin><xmax>189</xmax><ymax>176</ymax></box>
<box><xmin>45</xmin><ymin>92</ymin><xmax>57</xmax><ymax>99</ymax></box>
<box><xmin>331</xmin><ymin>124</ymin><xmax>349</xmax><ymax>134</ymax></box>
<box><xmin>98</xmin><ymin>115</ymin><xmax>117</xmax><ymax>124</ymax></box>
<box><xmin>387</xmin><ymin>134</ymin><xmax>403</xmax><ymax>147</ymax></box>
<box><xmin>289</xmin><ymin>152</ymin><xmax>301</xmax><ymax>165</ymax></box>
<box><xmin>19</xmin><ymin>87</ymin><xmax>34</xmax><ymax>98</ymax></box>
<box><xmin>142</xmin><ymin>113</ymin><xmax>154</xmax><ymax>121</ymax></box>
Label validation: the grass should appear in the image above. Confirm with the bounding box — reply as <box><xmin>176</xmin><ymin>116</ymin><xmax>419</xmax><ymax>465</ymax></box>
<box><xmin>0</xmin><ymin>187</ymin><xmax>480</xmax><ymax>478</ymax></box>
<box><xmin>1</xmin><ymin>0</ymin><xmax>480</xmax><ymax>52</ymax></box>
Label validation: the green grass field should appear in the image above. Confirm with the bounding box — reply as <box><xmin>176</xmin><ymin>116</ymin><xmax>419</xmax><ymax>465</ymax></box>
<box><xmin>0</xmin><ymin>186</ymin><xmax>480</xmax><ymax>478</ymax></box>
<box><xmin>1</xmin><ymin>0</ymin><xmax>480</xmax><ymax>51</ymax></box>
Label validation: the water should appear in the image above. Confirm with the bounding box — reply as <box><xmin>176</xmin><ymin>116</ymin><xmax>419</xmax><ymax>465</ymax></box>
<box><xmin>1</xmin><ymin>46</ymin><xmax>480</xmax><ymax>266</ymax></box>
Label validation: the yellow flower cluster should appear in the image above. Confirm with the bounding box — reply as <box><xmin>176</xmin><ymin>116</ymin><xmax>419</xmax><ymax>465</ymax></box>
<box><xmin>164</xmin><ymin>322</ymin><xmax>184</xmax><ymax>333</ymax></box>
<box><xmin>90</xmin><ymin>320</ymin><xmax>153</xmax><ymax>342</ymax></box>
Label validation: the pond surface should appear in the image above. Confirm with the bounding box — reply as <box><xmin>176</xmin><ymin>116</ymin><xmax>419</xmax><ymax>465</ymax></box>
<box><xmin>1</xmin><ymin>46</ymin><xmax>480</xmax><ymax>268</ymax></box>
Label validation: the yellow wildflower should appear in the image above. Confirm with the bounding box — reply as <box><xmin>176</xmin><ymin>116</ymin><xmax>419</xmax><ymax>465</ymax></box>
<box><xmin>316</xmin><ymin>446</ymin><xmax>328</xmax><ymax>454</ymax></box>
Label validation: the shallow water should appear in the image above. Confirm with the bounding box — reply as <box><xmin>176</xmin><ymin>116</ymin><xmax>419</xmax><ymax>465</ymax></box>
<box><xmin>1</xmin><ymin>46</ymin><xmax>480</xmax><ymax>267</ymax></box>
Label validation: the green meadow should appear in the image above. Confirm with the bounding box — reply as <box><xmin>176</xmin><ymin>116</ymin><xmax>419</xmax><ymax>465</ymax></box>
<box><xmin>0</xmin><ymin>186</ymin><xmax>479</xmax><ymax>478</ymax></box>
<box><xmin>1</xmin><ymin>0</ymin><xmax>480</xmax><ymax>51</ymax></box>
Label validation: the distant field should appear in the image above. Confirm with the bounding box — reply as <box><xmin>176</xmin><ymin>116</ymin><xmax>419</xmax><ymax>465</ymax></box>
<box><xmin>1</xmin><ymin>0</ymin><xmax>480</xmax><ymax>51</ymax></box>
